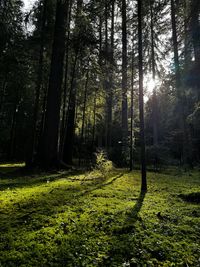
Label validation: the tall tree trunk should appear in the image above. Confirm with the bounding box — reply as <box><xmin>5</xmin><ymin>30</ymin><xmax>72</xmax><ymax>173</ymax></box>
<box><xmin>150</xmin><ymin>0</ymin><xmax>158</xmax><ymax>169</ymax></box>
<box><xmin>104</xmin><ymin>0</ymin><xmax>110</xmax><ymax>149</ymax></box>
<box><xmin>59</xmin><ymin>0</ymin><xmax>72</xmax><ymax>157</ymax></box>
<box><xmin>26</xmin><ymin>0</ymin><xmax>47</xmax><ymax>167</ymax></box>
<box><xmin>130</xmin><ymin>44</ymin><xmax>134</xmax><ymax>171</ymax></box>
<box><xmin>9</xmin><ymin>103</ymin><xmax>18</xmax><ymax>160</ymax></box>
<box><xmin>106</xmin><ymin>0</ymin><xmax>115</xmax><ymax>149</ymax></box>
<box><xmin>62</xmin><ymin>49</ymin><xmax>79</xmax><ymax>165</ymax></box>
<box><xmin>191</xmin><ymin>0</ymin><xmax>200</xmax><ymax>63</ymax></box>
<box><xmin>99</xmin><ymin>14</ymin><xmax>103</xmax><ymax>66</ymax></box>
<box><xmin>138</xmin><ymin>0</ymin><xmax>147</xmax><ymax>191</ymax></box>
<box><xmin>37</xmin><ymin>0</ymin><xmax>68</xmax><ymax>169</ymax></box>
<box><xmin>171</xmin><ymin>0</ymin><xmax>188</xmax><ymax>166</ymax></box>
<box><xmin>122</xmin><ymin>0</ymin><xmax>128</xmax><ymax>156</ymax></box>
<box><xmin>92</xmin><ymin>88</ymin><xmax>97</xmax><ymax>151</ymax></box>
<box><xmin>62</xmin><ymin>0</ymin><xmax>83</xmax><ymax>165</ymax></box>
<box><xmin>79</xmin><ymin>69</ymin><xmax>89</xmax><ymax>166</ymax></box>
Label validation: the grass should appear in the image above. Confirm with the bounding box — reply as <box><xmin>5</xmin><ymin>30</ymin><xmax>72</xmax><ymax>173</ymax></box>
<box><xmin>0</xmin><ymin>164</ymin><xmax>200</xmax><ymax>267</ymax></box>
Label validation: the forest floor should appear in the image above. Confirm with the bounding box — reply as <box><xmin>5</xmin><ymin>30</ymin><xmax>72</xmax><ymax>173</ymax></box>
<box><xmin>0</xmin><ymin>164</ymin><xmax>200</xmax><ymax>267</ymax></box>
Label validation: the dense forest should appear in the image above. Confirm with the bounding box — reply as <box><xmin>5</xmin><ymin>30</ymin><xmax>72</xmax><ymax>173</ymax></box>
<box><xmin>1</xmin><ymin>0</ymin><xmax>200</xmax><ymax>173</ymax></box>
<box><xmin>0</xmin><ymin>0</ymin><xmax>200</xmax><ymax>266</ymax></box>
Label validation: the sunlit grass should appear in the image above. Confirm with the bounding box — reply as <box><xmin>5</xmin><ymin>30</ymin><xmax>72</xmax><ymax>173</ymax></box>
<box><xmin>0</xmin><ymin>165</ymin><xmax>200</xmax><ymax>266</ymax></box>
<box><xmin>0</xmin><ymin>162</ymin><xmax>25</xmax><ymax>168</ymax></box>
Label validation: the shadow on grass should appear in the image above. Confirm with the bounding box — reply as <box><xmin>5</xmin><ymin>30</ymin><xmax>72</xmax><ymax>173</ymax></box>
<box><xmin>0</xmin><ymin>164</ymin><xmax>86</xmax><ymax>191</ymax></box>
<box><xmin>179</xmin><ymin>192</ymin><xmax>200</xmax><ymax>204</ymax></box>
<box><xmin>0</xmin><ymin>172</ymin><xmax>124</xmax><ymax>230</ymax></box>
<box><xmin>0</xmin><ymin>169</ymin><xmax>144</xmax><ymax>267</ymax></box>
<box><xmin>100</xmin><ymin>191</ymin><xmax>146</xmax><ymax>265</ymax></box>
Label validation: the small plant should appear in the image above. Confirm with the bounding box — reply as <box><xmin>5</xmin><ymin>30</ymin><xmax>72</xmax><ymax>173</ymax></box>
<box><xmin>94</xmin><ymin>150</ymin><xmax>113</xmax><ymax>177</ymax></box>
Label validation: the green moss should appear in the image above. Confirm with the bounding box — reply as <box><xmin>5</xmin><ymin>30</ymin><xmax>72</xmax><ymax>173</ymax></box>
<box><xmin>0</xmin><ymin>164</ymin><xmax>200</xmax><ymax>266</ymax></box>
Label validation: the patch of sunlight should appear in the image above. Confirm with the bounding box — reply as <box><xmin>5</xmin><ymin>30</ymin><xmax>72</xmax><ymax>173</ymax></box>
<box><xmin>0</xmin><ymin>162</ymin><xmax>25</xmax><ymax>168</ymax></box>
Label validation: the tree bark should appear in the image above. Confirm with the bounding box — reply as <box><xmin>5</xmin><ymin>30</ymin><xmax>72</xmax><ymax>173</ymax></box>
<box><xmin>122</xmin><ymin>0</ymin><xmax>128</xmax><ymax>154</ymax></box>
<box><xmin>138</xmin><ymin>0</ymin><xmax>147</xmax><ymax>191</ymax></box>
<box><xmin>150</xmin><ymin>0</ymin><xmax>158</xmax><ymax>170</ymax></box>
<box><xmin>26</xmin><ymin>0</ymin><xmax>47</xmax><ymax>167</ymax></box>
<box><xmin>130</xmin><ymin>45</ymin><xmax>134</xmax><ymax>171</ymax></box>
<box><xmin>37</xmin><ymin>0</ymin><xmax>69</xmax><ymax>169</ymax></box>
<box><xmin>171</xmin><ymin>0</ymin><xmax>188</xmax><ymax>166</ymax></box>
<box><xmin>79</xmin><ymin>69</ymin><xmax>89</xmax><ymax>166</ymax></box>
<box><xmin>59</xmin><ymin>0</ymin><xmax>72</xmax><ymax>157</ymax></box>
<box><xmin>62</xmin><ymin>0</ymin><xmax>83</xmax><ymax>165</ymax></box>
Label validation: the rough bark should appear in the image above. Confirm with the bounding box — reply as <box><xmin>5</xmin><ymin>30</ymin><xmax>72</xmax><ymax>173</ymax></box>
<box><xmin>37</xmin><ymin>0</ymin><xmax>68</xmax><ymax>169</ymax></box>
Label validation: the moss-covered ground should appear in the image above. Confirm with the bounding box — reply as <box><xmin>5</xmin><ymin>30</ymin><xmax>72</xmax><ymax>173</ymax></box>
<box><xmin>0</xmin><ymin>164</ymin><xmax>200</xmax><ymax>267</ymax></box>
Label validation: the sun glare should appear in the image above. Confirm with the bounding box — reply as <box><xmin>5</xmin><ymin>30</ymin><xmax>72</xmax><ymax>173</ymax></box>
<box><xmin>143</xmin><ymin>74</ymin><xmax>161</xmax><ymax>102</ymax></box>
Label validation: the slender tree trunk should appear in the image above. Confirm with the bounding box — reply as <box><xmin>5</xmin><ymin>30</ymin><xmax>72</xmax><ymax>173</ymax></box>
<box><xmin>62</xmin><ymin>0</ymin><xmax>83</xmax><ymax>165</ymax></box>
<box><xmin>138</xmin><ymin>0</ymin><xmax>147</xmax><ymax>191</ymax></box>
<box><xmin>26</xmin><ymin>0</ymin><xmax>47</xmax><ymax>167</ymax></box>
<box><xmin>62</xmin><ymin>49</ymin><xmax>79</xmax><ymax>165</ymax></box>
<box><xmin>191</xmin><ymin>0</ymin><xmax>200</xmax><ymax>63</ymax></box>
<box><xmin>171</xmin><ymin>0</ymin><xmax>188</xmax><ymax>166</ymax></box>
<box><xmin>79</xmin><ymin>69</ymin><xmax>89</xmax><ymax>166</ymax></box>
<box><xmin>9</xmin><ymin>103</ymin><xmax>19</xmax><ymax>160</ymax></box>
<box><xmin>99</xmin><ymin>15</ymin><xmax>103</xmax><ymax>66</ymax></box>
<box><xmin>0</xmin><ymin>75</ymin><xmax>7</xmax><ymax>121</ymax></box>
<box><xmin>106</xmin><ymin>0</ymin><xmax>115</xmax><ymax>149</ymax></box>
<box><xmin>150</xmin><ymin>0</ymin><xmax>158</xmax><ymax>170</ymax></box>
<box><xmin>104</xmin><ymin>0</ymin><xmax>110</xmax><ymax>149</ymax></box>
<box><xmin>130</xmin><ymin>45</ymin><xmax>134</xmax><ymax>171</ymax></box>
<box><xmin>92</xmin><ymin>88</ymin><xmax>97</xmax><ymax>151</ymax></box>
<box><xmin>59</xmin><ymin>0</ymin><xmax>72</xmax><ymax>156</ymax></box>
<box><xmin>122</xmin><ymin>0</ymin><xmax>128</xmax><ymax>157</ymax></box>
<box><xmin>37</xmin><ymin>0</ymin><xmax>69</xmax><ymax>169</ymax></box>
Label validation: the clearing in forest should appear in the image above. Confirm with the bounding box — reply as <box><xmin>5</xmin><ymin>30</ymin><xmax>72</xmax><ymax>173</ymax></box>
<box><xmin>0</xmin><ymin>164</ymin><xmax>200</xmax><ymax>266</ymax></box>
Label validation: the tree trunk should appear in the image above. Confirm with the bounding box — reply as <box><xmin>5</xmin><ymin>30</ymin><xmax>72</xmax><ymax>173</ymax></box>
<box><xmin>92</xmin><ymin>88</ymin><xmax>97</xmax><ymax>151</ymax></box>
<box><xmin>130</xmin><ymin>45</ymin><xmax>134</xmax><ymax>171</ymax></box>
<box><xmin>59</xmin><ymin>0</ymin><xmax>72</xmax><ymax>157</ymax></box>
<box><xmin>138</xmin><ymin>0</ymin><xmax>147</xmax><ymax>191</ymax></box>
<box><xmin>150</xmin><ymin>0</ymin><xmax>158</xmax><ymax>170</ymax></box>
<box><xmin>37</xmin><ymin>0</ymin><xmax>68</xmax><ymax>169</ymax></box>
<box><xmin>9</xmin><ymin>103</ymin><xmax>18</xmax><ymax>160</ymax></box>
<box><xmin>79</xmin><ymin>69</ymin><xmax>89</xmax><ymax>166</ymax></box>
<box><xmin>106</xmin><ymin>0</ymin><xmax>115</xmax><ymax>149</ymax></box>
<box><xmin>26</xmin><ymin>0</ymin><xmax>47</xmax><ymax>167</ymax></box>
<box><xmin>62</xmin><ymin>49</ymin><xmax>79</xmax><ymax>165</ymax></box>
<box><xmin>191</xmin><ymin>0</ymin><xmax>200</xmax><ymax>63</ymax></box>
<box><xmin>122</xmin><ymin>0</ymin><xmax>128</xmax><ymax>156</ymax></box>
<box><xmin>62</xmin><ymin>0</ymin><xmax>83</xmax><ymax>165</ymax></box>
<box><xmin>171</xmin><ymin>0</ymin><xmax>188</xmax><ymax>166</ymax></box>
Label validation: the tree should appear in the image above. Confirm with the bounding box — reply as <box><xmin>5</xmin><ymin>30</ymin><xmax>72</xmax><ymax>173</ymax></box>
<box><xmin>170</xmin><ymin>0</ymin><xmax>188</xmax><ymax>166</ymax></box>
<box><xmin>138</xmin><ymin>0</ymin><xmax>147</xmax><ymax>191</ymax></box>
<box><xmin>121</xmin><ymin>0</ymin><xmax>128</xmax><ymax>157</ymax></box>
<box><xmin>37</xmin><ymin>0</ymin><xmax>69</xmax><ymax>169</ymax></box>
<box><xmin>149</xmin><ymin>0</ymin><xmax>158</xmax><ymax>169</ymax></box>
<box><xmin>26</xmin><ymin>0</ymin><xmax>47</xmax><ymax>167</ymax></box>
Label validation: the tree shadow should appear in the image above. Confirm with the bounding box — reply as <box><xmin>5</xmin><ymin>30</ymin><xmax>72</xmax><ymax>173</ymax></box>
<box><xmin>0</xmin><ymin>172</ymin><xmax>124</xmax><ymax>232</ymax></box>
<box><xmin>0</xmin><ymin>169</ymin><xmax>143</xmax><ymax>266</ymax></box>
<box><xmin>0</xmin><ymin>165</ymin><xmax>86</xmax><ymax>191</ymax></box>
<box><xmin>111</xmin><ymin>190</ymin><xmax>146</xmax><ymax>235</ymax></box>
<box><xmin>101</xmin><ymin>190</ymin><xmax>146</xmax><ymax>266</ymax></box>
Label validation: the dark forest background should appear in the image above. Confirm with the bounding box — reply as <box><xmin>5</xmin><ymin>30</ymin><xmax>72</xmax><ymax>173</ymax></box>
<box><xmin>0</xmin><ymin>0</ymin><xmax>200</xmax><ymax>173</ymax></box>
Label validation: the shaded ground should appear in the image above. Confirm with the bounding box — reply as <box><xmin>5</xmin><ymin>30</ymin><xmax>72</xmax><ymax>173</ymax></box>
<box><xmin>0</xmin><ymin>164</ymin><xmax>200</xmax><ymax>266</ymax></box>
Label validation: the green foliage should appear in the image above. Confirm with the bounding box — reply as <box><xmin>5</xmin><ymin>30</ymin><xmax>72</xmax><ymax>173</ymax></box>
<box><xmin>94</xmin><ymin>150</ymin><xmax>113</xmax><ymax>176</ymax></box>
<box><xmin>0</xmin><ymin>164</ymin><xmax>200</xmax><ymax>266</ymax></box>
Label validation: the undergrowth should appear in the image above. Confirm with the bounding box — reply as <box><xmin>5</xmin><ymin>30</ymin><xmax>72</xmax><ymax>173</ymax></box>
<box><xmin>0</xmin><ymin>163</ymin><xmax>200</xmax><ymax>266</ymax></box>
